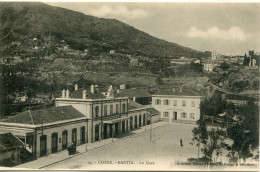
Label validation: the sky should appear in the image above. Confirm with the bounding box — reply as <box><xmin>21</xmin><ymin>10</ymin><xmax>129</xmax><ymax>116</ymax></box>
<box><xmin>46</xmin><ymin>2</ymin><xmax>260</xmax><ymax>56</ymax></box>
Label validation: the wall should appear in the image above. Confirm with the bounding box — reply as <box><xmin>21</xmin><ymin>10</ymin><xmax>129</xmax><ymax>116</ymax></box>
<box><xmin>35</xmin><ymin>119</ymin><xmax>87</xmax><ymax>158</ymax></box>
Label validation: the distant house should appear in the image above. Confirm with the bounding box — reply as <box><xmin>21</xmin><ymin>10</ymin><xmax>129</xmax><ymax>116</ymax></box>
<box><xmin>179</xmin><ymin>56</ymin><xmax>186</xmax><ymax>60</ymax></box>
<box><xmin>63</xmin><ymin>45</ymin><xmax>69</xmax><ymax>50</ymax></box>
<box><xmin>193</xmin><ymin>59</ymin><xmax>201</xmax><ymax>64</ymax></box>
<box><xmin>203</xmin><ymin>62</ymin><xmax>215</xmax><ymax>72</ymax></box>
<box><xmin>110</xmin><ymin>50</ymin><xmax>115</xmax><ymax>54</ymax></box>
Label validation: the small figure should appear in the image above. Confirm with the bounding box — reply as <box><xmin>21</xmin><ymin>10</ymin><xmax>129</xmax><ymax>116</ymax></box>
<box><xmin>180</xmin><ymin>139</ymin><xmax>183</xmax><ymax>146</ymax></box>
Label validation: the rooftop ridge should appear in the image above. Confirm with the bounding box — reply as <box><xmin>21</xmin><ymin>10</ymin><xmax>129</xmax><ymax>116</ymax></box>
<box><xmin>28</xmin><ymin>109</ymin><xmax>34</xmax><ymax>125</ymax></box>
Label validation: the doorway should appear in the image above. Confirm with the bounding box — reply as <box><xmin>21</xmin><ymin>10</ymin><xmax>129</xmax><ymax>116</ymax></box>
<box><xmin>173</xmin><ymin>112</ymin><xmax>177</xmax><ymax>120</ymax></box>
<box><xmin>80</xmin><ymin>126</ymin><xmax>85</xmax><ymax>144</ymax></box>
<box><xmin>62</xmin><ymin>130</ymin><xmax>68</xmax><ymax>150</ymax></box>
<box><xmin>40</xmin><ymin>135</ymin><xmax>47</xmax><ymax>157</ymax></box>
<box><xmin>95</xmin><ymin>124</ymin><xmax>99</xmax><ymax>141</ymax></box>
<box><xmin>51</xmin><ymin>132</ymin><xmax>58</xmax><ymax>153</ymax></box>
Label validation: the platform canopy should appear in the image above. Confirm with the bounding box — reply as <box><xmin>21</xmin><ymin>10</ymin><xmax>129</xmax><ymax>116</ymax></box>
<box><xmin>103</xmin><ymin>115</ymin><xmax>129</xmax><ymax>124</ymax></box>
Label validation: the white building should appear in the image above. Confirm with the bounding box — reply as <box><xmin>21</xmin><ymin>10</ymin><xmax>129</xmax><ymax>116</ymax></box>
<box><xmin>211</xmin><ymin>50</ymin><xmax>221</xmax><ymax>60</ymax></box>
<box><xmin>55</xmin><ymin>84</ymin><xmax>159</xmax><ymax>142</ymax></box>
<box><xmin>152</xmin><ymin>88</ymin><xmax>204</xmax><ymax>124</ymax></box>
<box><xmin>203</xmin><ymin>63</ymin><xmax>214</xmax><ymax>72</ymax></box>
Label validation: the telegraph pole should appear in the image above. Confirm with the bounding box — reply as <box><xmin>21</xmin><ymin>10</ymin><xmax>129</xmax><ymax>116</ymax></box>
<box><xmin>111</xmin><ymin>124</ymin><xmax>114</xmax><ymax>142</ymax></box>
<box><xmin>149</xmin><ymin>112</ymin><xmax>152</xmax><ymax>142</ymax></box>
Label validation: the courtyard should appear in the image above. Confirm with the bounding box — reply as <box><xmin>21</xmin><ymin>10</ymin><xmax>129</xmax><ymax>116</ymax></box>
<box><xmin>12</xmin><ymin>122</ymin><xmax>259</xmax><ymax>171</ymax></box>
<box><xmin>42</xmin><ymin>123</ymin><xmax>200</xmax><ymax>170</ymax></box>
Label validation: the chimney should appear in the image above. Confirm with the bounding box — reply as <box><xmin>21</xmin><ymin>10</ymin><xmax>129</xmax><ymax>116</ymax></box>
<box><xmin>117</xmin><ymin>89</ymin><xmax>120</xmax><ymax>93</ymax></box>
<box><xmin>179</xmin><ymin>87</ymin><xmax>182</xmax><ymax>92</ymax></box>
<box><xmin>83</xmin><ymin>90</ymin><xmax>86</xmax><ymax>99</ymax></box>
<box><xmin>62</xmin><ymin>89</ymin><xmax>66</xmax><ymax>98</ymax></box>
<box><xmin>172</xmin><ymin>88</ymin><xmax>175</xmax><ymax>92</ymax></box>
<box><xmin>75</xmin><ymin>84</ymin><xmax>78</xmax><ymax>91</ymax></box>
<box><xmin>133</xmin><ymin>96</ymin><xmax>136</xmax><ymax>102</ymax></box>
<box><xmin>120</xmin><ymin>84</ymin><xmax>125</xmax><ymax>90</ymax></box>
<box><xmin>66</xmin><ymin>89</ymin><xmax>70</xmax><ymax>98</ymax></box>
<box><xmin>91</xmin><ymin>84</ymin><xmax>95</xmax><ymax>93</ymax></box>
<box><xmin>109</xmin><ymin>85</ymin><xmax>113</xmax><ymax>90</ymax></box>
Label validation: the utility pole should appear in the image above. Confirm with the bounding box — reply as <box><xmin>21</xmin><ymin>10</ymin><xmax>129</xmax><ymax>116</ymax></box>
<box><xmin>145</xmin><ymin>115</ymin><xmax>147</xmax><ymax>131</ymax></box>
<box><xmin>148</xmin><ymin>112</ymin><xmax>152</xmax><ymax>142</ymax></box>
<box><xmin>112</xmin><ymin>124</ymin><xmax>114</xmax><ymax>142</ymax></box>
<box><xmin>41</xmin><ymin>115</ymin><xmax>43</xmax><ymax>135</ymax></box>
<box><xmin>86</xmin><ymin>119</ymin><xmax>88</xmax><ymax>151</ymax></box>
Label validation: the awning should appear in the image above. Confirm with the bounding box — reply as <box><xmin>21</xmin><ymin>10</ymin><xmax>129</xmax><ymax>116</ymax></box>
<box><xmin>103</xmin><ymin>116</ymin><xmax>129</xmax><ymax>124</ymax></box>
<box><xmin>0</xmin><ymin>127</ymin><xmax>34</xmax><ymax>137</ymax></box>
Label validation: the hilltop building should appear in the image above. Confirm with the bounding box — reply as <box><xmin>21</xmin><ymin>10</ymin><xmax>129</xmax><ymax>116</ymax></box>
<box><xmin>243</xmin><ymin>50</ymin><xmax>259</xmax><ymax>68</ymax></box>
<box><xmin>211</xmin><ymin>50</ymin><xmax>221</xmax><ymax>60</ymax></box>
<box><xmin>152</xmin><ymin>88</ymin><xmax>204</xmax><ymax>124</ymax></box>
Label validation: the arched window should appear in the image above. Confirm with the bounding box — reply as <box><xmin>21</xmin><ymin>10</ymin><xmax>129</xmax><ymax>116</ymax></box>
<box><xmin>104</xmin><ymin>105</ymin><xmax>107</xmax><ymax>116</ymax></box>
<box><xmin>95</xmin><ymin>106</ymin><xmax>99</xmax><ymax>117</ymax></box>
<box><xmin>110</xmin><ymin>105</ymin><xmax>113</xmax><ymax>115</ymax></box>
<box><xmin>116</xmin><ymin>104</ymin><xmax>119</xmax><ymax>114</ymax></box>
<box><xmin>72</xmin><ymin>128</ymin><xmax>77</xmax><ymax>144</ymax></box>
<box><xmin>122</xmin><ymin>103</ymin><xmax>126</xmax><ymax>113</ymax></box>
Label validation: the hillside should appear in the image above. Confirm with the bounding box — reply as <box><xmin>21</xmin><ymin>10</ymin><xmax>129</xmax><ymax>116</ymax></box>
<box><xmin>0</xmin><ymin>2</ymin><xmax>206</xmax><ymax>58</ymax></box>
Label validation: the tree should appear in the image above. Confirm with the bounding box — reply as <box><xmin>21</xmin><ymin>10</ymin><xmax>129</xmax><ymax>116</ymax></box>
<box><xmin>190</xmin><ymin>119</ymin><xmax>225</xmax><ymax>166</ymax></box>
<box><xmin>227</xmin><ymin>99</ymin><xmax>259</xmax><ymax>165</ymax></box>
<box><xmin>220</xmin><ymin>62</ymin><xmax>230</xmax><ymax>70</ymax></box>
<box><xmin>190</xmin><ymin>119</ymin><xmax>208</xmax><ymax>158</ymax></box>
<box><xmin>243</xmin><ymin>54</ymin><xmax>250</xmax><ymax>66</ymax></box>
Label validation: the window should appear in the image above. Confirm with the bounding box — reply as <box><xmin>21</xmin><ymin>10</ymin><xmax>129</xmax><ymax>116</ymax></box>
<box><xmin>191</xmin><ymin>101</ymin><xmax>195</xmax><ymax>107</ymax></box>
<box><xmin>173</xmin><ymin>100</ymin><xmax>177</xmax><ymax>106</ymax></box>
<box><xmin>163</xmin><ymin>112</ymin><xmax>169</xmax><ymax>118</ymax></box>
<box><xmin>181</xmin><ymin>112</ymin><xmax>187</xmax><ymax>118</ymax></box>
<box><xmin>164</xmin><ymin>99</ymin><xmax>169</xmax><ymax>105</ymax></box>
<box><xmin>155</xmin><ymin>99</ymin><xmax>161</xmax><ymax>105</ymax></box>
<box><xmin>189</xmin><ymin>113</ymin><xmax>195</xmax><ymax>120</ymax></box>
<box><xmin>122</xmin><ymin>103</ymin><xmax>126</xmax><ymax>113</ymax></box>
<box><xmin>95</xmin><ymin>106</ymin><xmax>99</xmax><ymax>117</ymax></box>
<box><xmin>110</xmin><ymin>105</ymin><xmax>113</xmax><ymax>115</ymax></box>
<box><xmin>116</xmin><ymin>104</ymin><xmax>119</xmax><ymax>114</ymax></box>
<box><xmin>182</xmin><ymin>100</ymin><xmax>186</xmax><ymax>106</ymax></box>
<box><xmin>104</xmin><ymin>105</ymin><xmax>107</xmax><ymax>116</ymax></box>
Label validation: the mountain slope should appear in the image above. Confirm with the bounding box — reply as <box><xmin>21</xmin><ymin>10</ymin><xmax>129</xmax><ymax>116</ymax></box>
<box><xmin>0</xmin><ymin>2</ymin><xmax>206</xmax><ymax>58</ymax></box>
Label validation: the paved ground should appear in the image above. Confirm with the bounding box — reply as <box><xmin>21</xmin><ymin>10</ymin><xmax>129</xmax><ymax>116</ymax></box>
<box><xmin>11</xmin><ymin>122</ymin><xmax>259</xmax><ymax>171</ymax></box>
<box><xmin>43</xmin><ymin>123</ymin><xmax>199</xmax><ymax>170</ymax></box>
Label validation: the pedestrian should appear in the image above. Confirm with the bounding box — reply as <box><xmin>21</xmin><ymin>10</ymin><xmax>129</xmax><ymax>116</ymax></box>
<box><xmin>180</xmin><ymin>138</ymin><xmax>183</xmax><ymax>146</ymax></box>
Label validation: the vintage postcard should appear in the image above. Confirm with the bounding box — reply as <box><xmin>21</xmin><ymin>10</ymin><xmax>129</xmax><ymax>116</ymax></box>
<box><xmin>0</xmin><ymin>1</ymin><xmax>259</xmax><ymax>171</ymax></box>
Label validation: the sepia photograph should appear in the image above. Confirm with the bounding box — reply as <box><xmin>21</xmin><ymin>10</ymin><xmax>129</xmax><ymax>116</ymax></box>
<box><xmin>0</xmin><ymin>1</ymin><xmax>259</xmax><ymax>171</ymax></box>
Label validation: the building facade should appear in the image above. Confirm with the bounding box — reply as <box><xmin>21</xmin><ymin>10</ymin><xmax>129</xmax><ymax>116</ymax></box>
<box><xmin>0</xmin><ymin>106</ymin><xmax>88</xmax><ymax>158</ymax></box>
<box><xmin>55</xmin><ymin>84</ymin><xmax>159</xmax><ymax>143</ymax></box>
<box><xmin>203</xmin><ymin>63</ymin><xmax>214</xmax><ymax>72</ymax></box>
<box><xmin>152</xmin><ymin>88</ymin><xmax>203</xmax><ymax>124</ymax></box>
